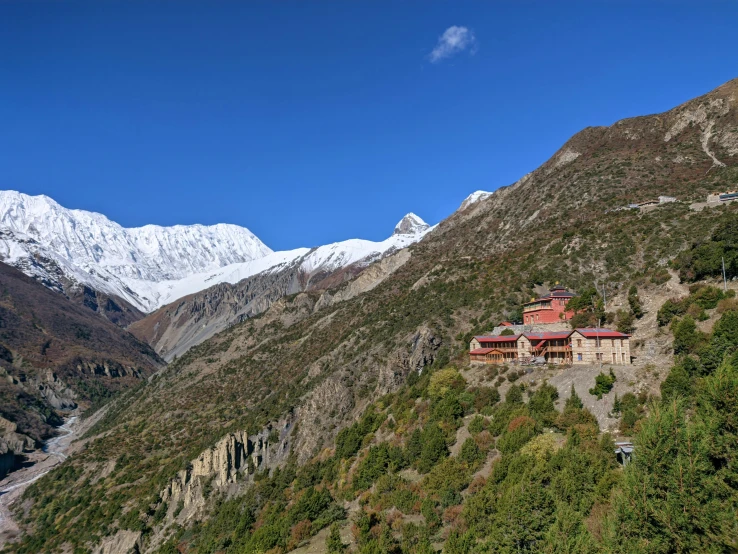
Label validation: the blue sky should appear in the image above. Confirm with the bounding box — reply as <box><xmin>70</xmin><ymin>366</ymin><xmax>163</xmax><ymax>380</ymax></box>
<box><xmin>1</xmin><ymin>1</ymin><xmax>737</xmax><ymax>250</ymax></box>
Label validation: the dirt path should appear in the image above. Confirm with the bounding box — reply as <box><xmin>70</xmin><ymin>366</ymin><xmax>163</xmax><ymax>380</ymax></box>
<box><xmin>0</xmin><ymin>413</ymin><xmax>88</xmax><ymax>546</ymax></box>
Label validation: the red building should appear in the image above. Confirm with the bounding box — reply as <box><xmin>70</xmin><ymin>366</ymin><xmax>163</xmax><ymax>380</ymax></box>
<box><xmin>523</xmin><ymin>285</ymin><xmax>576</xmax><ymax>325</ymax></box>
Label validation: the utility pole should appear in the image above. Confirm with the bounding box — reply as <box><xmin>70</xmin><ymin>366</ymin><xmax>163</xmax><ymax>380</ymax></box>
<box><xmin>723</xmin><ymin>257</ymin><xmax>728</xmax><ymax>292</ymax></box>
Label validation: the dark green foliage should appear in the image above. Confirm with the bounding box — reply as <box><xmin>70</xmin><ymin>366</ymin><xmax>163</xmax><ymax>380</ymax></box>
<box><xmin>674</xmin><ymin>212</ymin><xmax>738</xmax><ymax>282</ymax></box>
<box><xmin>605</xmin><ymin>397</ymin><xmax>734</xmax><ymax>552</ymax></box>
<box><xmin>628</xmin><ymin>285</ymin><xmax>644</xmax><ymax>319</ymax></box>
<box><xmin>500</xmin><ymin>328</ymin><xmax>516</xmax><ymax>336</ymax></box>
<box><xmin>565</xmin><ymin>384</ymin><xmax>583</xmax><ymax>411</ymax></box>
<box><xmin>671</xmin><ymin>315</ymin><xmax>703</xmax><ymax>354</ymax></box>
<box><xmin>528</xmin><ymin>382</ymin><xmax>559</xmax><ymax>426</ymax></box>
<box><xmin>657</xmin><ymin>297</ymin><xmax>690</xmax><ymax>326</ymax></box>
<box><xmin>616</xmin><ymin>392</ymin><xmax>646</xmax><ymax>434</ymax></box>
<box><xmin>505</xmin><ymin>384</ymin><xmax>523</xmax><ymax>404</ymax></box>
<box><xmin>467</xmin><ymin>414</ymin><xmax>486</xmax><ymax>435</ymax></box>
<box><xmin>497</xmin><ymin>415</ymin><xmax>538</xmax><ymax>454</ymax></box>
<box><xmin>616</xmin><ymin>308</ymin><xmax>635</xmax><ymax>334</ymax></box>
<box><xmin>589</xmin><ymin>370</ymin><xmax>616</xmax><ymax>400</ymax></box>
<box><xmin>430</xmin><ymin>394</ymin><xmax>463</xmax><ymax>425</ymax></box>
<box><xmin>459</xmin><ymin>437</ymin><xmax>485</xmax><ymax>467</ymax></box>
<box><xmin>354</xmin><ymin>443</ymin><xmax>406</xmax><ymax>490</ymax></box>
<box><xmin>660</xmin><ymin>362</ymin><xmax>693</xmax><ymax>401</ymax></box>
<box><xmin>326</xmin><ymin>523</ymin><xmax>346</xmax><ymax>553</ymax></box>
<box><xmin>334</xmin><ymin>410</ymin><xmax>383</xmax><ymax>460</ymax></box>
<box><xmin>416</xmin><ymin>422</ymin><xmax>448</xmax><ymax>473</ymax></box>
<box><xmin>470</xmin><ymin>385</ymin><xmax>500</xmax><ymax>412</ymax></box>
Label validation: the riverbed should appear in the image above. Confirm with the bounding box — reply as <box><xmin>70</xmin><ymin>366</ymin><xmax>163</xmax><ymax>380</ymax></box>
<box><xmin>0</xmin><ymin>415</ymin><xmax>80</xmax><ymax>546</ymax></box>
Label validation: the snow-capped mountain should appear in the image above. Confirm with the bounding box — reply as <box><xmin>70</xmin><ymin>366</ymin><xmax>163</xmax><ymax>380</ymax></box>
<box><xmin>0</xmin><ymin>191</ymin><xmax>432</xmax><ymax>313</ymax></box>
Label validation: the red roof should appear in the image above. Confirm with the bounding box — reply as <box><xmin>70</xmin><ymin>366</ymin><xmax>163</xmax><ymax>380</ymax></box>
<box><xmin>499</xmin><ymin>321</ymin><xmax>514</xmax><ymax>326</ymax></box>
<box><xmin>474</xmin><ymin>335</ymin><xmax>521</xmax><ymax>343</ymax></box>
<box><xmin>470</xmin><ymin>348</ymin><xmax>500</xmax><ymax>355</ymax></box>
<box><xmin>524</xmin><ymin>331</ymin><xmax>573</xmax><ymax>341</ymax></box>
<box><xmin>574</xmin><ymin>328</ymin><xmax>630</xmax><ymax>339</ymax></box>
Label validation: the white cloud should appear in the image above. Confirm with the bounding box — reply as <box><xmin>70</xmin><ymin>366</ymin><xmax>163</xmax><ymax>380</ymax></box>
<box><xmin>429</xmin><ymin>26</ymin><xmax>477</xmax><ymax>63</ymax></box>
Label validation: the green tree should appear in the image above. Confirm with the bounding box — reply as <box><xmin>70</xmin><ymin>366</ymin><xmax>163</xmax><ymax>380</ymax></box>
<box><xmin>628</xmin><ymin>285</ymin><xmax>644</xmax><ymax>319</ymax></box>
<box><xmin>428</xmin><ymin>368</ymin><xmax>466</xmax><ymax>399</ymax></box>
<box><xmin>506</xmin><ymin>384</ymin><xmax>523</xmax><ymax>404</ymax></box>
<box><xmin>605</xmin><ymin>399</ymin><xmax>726</xmax><ymax>553</ymax></box>
<box><xmin>589</xmin><ymin>370</ymin><xmax>616</xmax><ymax>400</ymax></box>
<box><xmin>326</xmin><ymin>523</ymin><xmax>346</xmax><ymax>553</ymax></box>
<box><xmin>671</xmin><ymin>315</ymin><xmax>702</xmax><ymax>355</ymax></box>
<box><xmin>417</xmin><ymin>423</ymin><xmax>448</xmax><ymax>473</ymax></box>
<box><xmin>459</xmin><ymin>437</ymin><xmax>485</xmax><ymax>467</ymax></box>
<box><xmin>565</xmin><ymin>384</ymin><xmax>583</xmax><ymax>411</ymax></box>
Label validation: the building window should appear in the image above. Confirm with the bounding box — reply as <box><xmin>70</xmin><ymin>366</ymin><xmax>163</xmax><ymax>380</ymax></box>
<box><xmin>611</xmin><ymin>339</ymin><xmax>615</xmax><ymax>347</ymax></box>
<box><xmin>612</xmin><ymin>353</ymin><xmax>616</xmax><ymax>363</ymax></box>
<box><xmin>622</xmin><ymin>353</ymin><xmax>626</xmax><ymax>362</ymax></box>
<box><xmin>621</xmin><ymin>339</ymin><xmax>624</xmax><ymax>347</ymax></box>
<box><xmin>577</xmin><ymin>353</ymin><xmax>582</xmax><ymax>361</ymax></box>
<box><xmin>596</xmin><ymin>353</ymin><xmax>602</xmax><ymax>361</ymax></box>
<box><xmin>577</xmin><ymin>339</ymin><xmax>582</xmax><ymax>347</ymax></box>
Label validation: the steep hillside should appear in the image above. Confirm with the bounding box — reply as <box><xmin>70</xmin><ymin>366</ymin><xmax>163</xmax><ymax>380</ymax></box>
<box><xmin>131</xmin><ymin>216</ymin><xmax>428</xmax><ymax>360</ymax></box>
<box><xmin>4</xmin><ymin>78</ymin><xmax>738</xmax><ymax>554</ymax></box>
<box><xmin>0</xmin><ymin>262</ymin><xmax>163</xmax><ymax>476</ymax></box>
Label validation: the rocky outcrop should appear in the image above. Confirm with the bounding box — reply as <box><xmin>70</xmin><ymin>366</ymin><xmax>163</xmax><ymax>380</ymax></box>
<box><xmin>0</xmin><ymin>417</ymin><xmax>35</xmax><ymax>479</ymax></box>
<box><xmin>159</xmin><ymin>414</ymin><xmax>294</xmax><ymax>524</ymax></box>
<box><xmin>91</xmin><ymin>529</ymin><xmax>143</xmax><ymax>554</ymax></box>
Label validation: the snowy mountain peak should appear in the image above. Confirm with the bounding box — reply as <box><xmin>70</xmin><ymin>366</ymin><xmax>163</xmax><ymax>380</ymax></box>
<box><xmin>393</xmin><ymin>213</ymin><xmax>430</xmax><ymax>235</ymax></box>
<box><xmin>0</xmin><ymin>190</ymin><xmax>434</xmax><ymax>313</ymax></box>
<box><xmin>459</xmin><ymin>190</ymin><xmax>493</xmax><ymax>211</ymax></box>
<box><xmin>0</xmin><ymin>190</ymin><xmax>273</xmax><ymax>311</ymax></box>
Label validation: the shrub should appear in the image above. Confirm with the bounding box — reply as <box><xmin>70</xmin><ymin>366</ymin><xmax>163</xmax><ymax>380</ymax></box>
<box><xmin>497</xmin><ymin>415</ymin><xmax>538</xmax><ymax>454</ymax></box>
<box><xmin>657</xmin><ymin>297</ymin><xmax>690</xmax><ymax>326</ymax></box>
<box><xmin>326</xmin><ymin>523</ymin><xmax>346</xmax><ymax>553</ymax></box>
<box><xmin>459</xmin><ymin>437</ymin><xmax>485</xmax><ymax>467</ymax></box>
<box><xmin>589</xmin><ymin>370</ymin><xmax>616</xmax><ymax>400</ymax></box>
<box><xmin>468</xmin><ymin>415</ymin><xmax>486</xmax><ymax>435</ymax></box>
<box><xmin>671</xmin><ymin>316</ymin><xmax>703</xmax><ymax>355</ymax></box>
<box><xmin>429</xmin><ymin>368</ymin><xmax>466</xmax><ymax>399</ymax></box>
<box><xmin>417</xmin><ymin>423</ymin><xmax>448</xmax><ymax>473</ymax></box>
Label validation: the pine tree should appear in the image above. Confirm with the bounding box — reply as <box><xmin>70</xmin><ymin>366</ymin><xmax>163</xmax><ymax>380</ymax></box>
<box><xmin>605</xmin><ymin>399</ymin><xmax>723</xmax><ymax>553</ymax></box>
<box><xmin>326</xmin><ymin>523</ymin><xmax>346</xmax><ymax>553</ymax></box>
<box><xmin>564</xmin><ymin>384</ymin><xmax>583</xmax><ymax>411</ymax></box>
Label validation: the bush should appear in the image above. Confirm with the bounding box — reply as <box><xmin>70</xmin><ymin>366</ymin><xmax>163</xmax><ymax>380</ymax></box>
<box><xmin>497</xmin><ymin>415</ymin><xmax>538</xmax><ymax>454</ymax></box>
<box><xmin>468</xmin><ymin>415</ymin><xmax>486</xmax><ymax>435</ymax></box>
<box><xmin>429</xmin><ymin>368</ymin><xmax>466</xmax><ymax>399</ymax></box>
<box><xmin>417</xmin><ymin>423</ymin><xmax>448</xmax><ymax>473</ymax></box>
<box><xmin>658</xmin><ymin>297</ymin><xmax>690</xmax><ymax>326</ymax></box>
<box><xmin>326</xmin><ymin>523</ymin><xmax>346</xmax><ymax>553</ymax></box>
<box><xmin>671</xmin><ymin>316</ymin><xmax>703</xmax><ymax>355</ymax></box>
<box><xmin>589</xmin><ymin>370</ymin><xmax>616</xmax><ymax>400</ymax></box>
<box><xmin>459</xmin><ymin>437</ymin><xmax>485</xmax><ymax>467</ymax></box>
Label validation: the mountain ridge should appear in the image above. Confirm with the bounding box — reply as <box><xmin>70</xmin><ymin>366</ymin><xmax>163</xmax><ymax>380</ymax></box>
<box><xmin>0</xmin><ymin>190</ymin><xmax>432</xmax><ymax>315</ymax></box>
